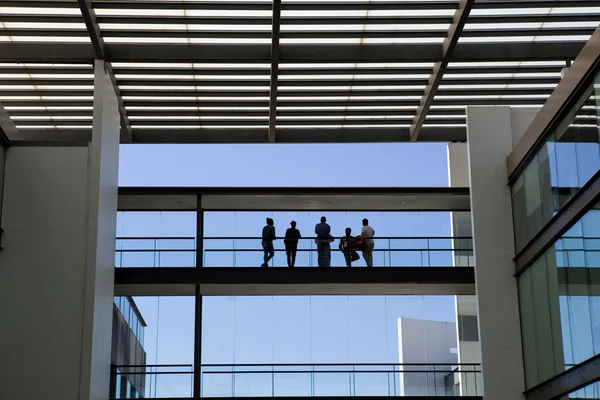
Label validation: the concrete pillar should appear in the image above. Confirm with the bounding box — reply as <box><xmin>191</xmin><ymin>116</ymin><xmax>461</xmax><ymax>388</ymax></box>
<box><xmin>447</xmin><ymin>143</ymin><xmax>481</xmax><ymax>396</ymax></box>
<box><xmin>466</xmin><ymin>106</ymin><xmax>536</xmax><ymax>400</ymax></box>
<box><xmin>0</xmin><ymin>60</ymin><xmax>120</xmax><ymax>400</ymax></box>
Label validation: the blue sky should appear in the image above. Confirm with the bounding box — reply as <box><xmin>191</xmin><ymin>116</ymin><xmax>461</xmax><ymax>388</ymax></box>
<box><xmin>116</xmin><ymin>142</ymin><xmax>468</xmax><ymax>397</ymax></box>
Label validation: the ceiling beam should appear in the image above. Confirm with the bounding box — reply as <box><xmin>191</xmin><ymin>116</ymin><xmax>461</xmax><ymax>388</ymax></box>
<box><xmin>268</xmin><ymin>0</ymin><xmax>282</xmax><ymax>143</ymax></box>
<box><xmin>409</xmin><ymin>0</ymin><xmax>475</xmax><ymax>141</ymax></box>
<box><xmin>77</xmin><ymin>0</ymin><xmax>132</xmax><ymax>143</ymax></box>
<box><xmin>0</xmin><ymin>42</ymin><xmax>585</xmax><ymax>63</ymax></box>
<box><xmin>0</xmin><ymin>101</ymin><xmax>22</xmax><ymax>144</ymax></box>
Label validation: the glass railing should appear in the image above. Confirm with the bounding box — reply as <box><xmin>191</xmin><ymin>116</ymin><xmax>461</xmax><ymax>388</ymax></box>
<box><xmin>115</xmin><ymin>237</ymin><xmax>473</xmax><ymax>268</ymax></box>
<box><xmin>114</xmin><ymin>296</ymin><xmax>145</xmax><ymax>344</ymax></box>
<box><xmin>111</xmin><ymin>364</ymin><xmax>193</xmax><ymax>399</ymax></box>
<box><xmin>203</xmin><ymin>237</ymin><xmax>473</xmax><ymax>268</ymax></box>
<box><xmin>115</xmin><ymin>237</ymin><xmax>196</xmax><ymax>268</ymax></box>
<box><xmin>111</xmin><ymin>363</ymin><xmax>481</xmax><ymax>398</ymax></box>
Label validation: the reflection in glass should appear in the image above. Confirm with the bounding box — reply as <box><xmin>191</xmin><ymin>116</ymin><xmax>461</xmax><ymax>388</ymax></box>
<box><xmin>518</xmin><ymin>205</ymin><xmax>600</xmax><ymax>389</ymax></box>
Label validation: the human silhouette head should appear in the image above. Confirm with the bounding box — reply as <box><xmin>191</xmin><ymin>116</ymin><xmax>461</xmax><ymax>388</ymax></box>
<box><xmin>290</xmin><ymin>221</ymin><xmax>296</xmax><ymax>228</ymax></box>
<box><xmin>345</xmin><ymin>227</ymin><xmax>352</xmax><ymax>236</ymax></box>
<box><xmin>266</xmin><ymin>218</ymin><xmax>274</xmax><ymax>226</ymax></box>
<box><xmin>362</xmin><ymin>218</ymin><xmax>369</xmax><ymax>226</ymax></box>
<box><xmin>321</xmin><ymin>216</ymin><xmax>327</xmax><ymax>223</ymax></box>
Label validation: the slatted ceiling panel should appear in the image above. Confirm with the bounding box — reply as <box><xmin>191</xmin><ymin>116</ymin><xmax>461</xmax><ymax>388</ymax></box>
<box><xmin>0</xmin><ymin>0</ymin><xmax>598</xmax><ymax>143</ymax></box>
<box><xmin>465</xmin><ymin>1</ymin><xmax>600</xmax><ymax>44</ymax></box>
<box><xmin>112</xmin><ymin>62</ymin><xmax>270</xmax><ymax>132</ymax></box>
<box><xmin>0</xmin><ymin>0</ymin><xmax>88</xmax><ymax>43</ymax></box>
<box><xmin>92</xmin><ymin>0</ymin><xmax>273</xmax><ymax>44</ymax></box>
<box><xmin>279</xmin><ymin>0</ymin><xmax>458</xmax><ymax>45</ymax></box>
<box><xmin>275</xmin><ymin>0</ymin><xmax>449</xmax><ymax>133</ymax></box>
<box><xmin>0</xmin><ymin>62</ymin><xmax>94</xmax><ymax>132</ymax></box>
<box><xmin>275</xmin><ymin>62</ymin><xmax>432</xmax><ymax>130</ymax></box>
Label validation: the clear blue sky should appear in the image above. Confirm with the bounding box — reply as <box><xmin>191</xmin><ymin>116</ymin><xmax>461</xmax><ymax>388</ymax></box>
<box><xmin>116</xmin><ymin>143</ymin><xmax>469</xmax><ymax>397</ymax></box>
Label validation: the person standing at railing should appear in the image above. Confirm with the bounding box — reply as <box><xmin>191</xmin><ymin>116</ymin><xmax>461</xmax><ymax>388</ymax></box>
<box><xmin>284</xmin><ymin>221</ymin><xmax>301</xmax><ymax>268</ymax></box>
<box><xmin>261</xmin><ymin>217</ymin><xmax>276</xmax><ymax>268</ymax></box>
<box><xmin>361</xmin><ymin>218</ymin><xmax>375</xmax><ymax>268</ymax></box>
<box><xmin>315</xmin><ymin>216</ymin><xmax>332</xmax><ymax>268</ymax></box>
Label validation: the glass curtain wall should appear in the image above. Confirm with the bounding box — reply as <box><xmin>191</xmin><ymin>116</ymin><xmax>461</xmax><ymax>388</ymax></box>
<box><xmin>518</xmin><ymin>203</ymin><xmax>600</xmax><ymax>389</ymax></box>
<box><xmin>511</xmin><ymin>71</ymin><xmax>600</xmax><ymax>253</ymax></box>
<box><xmin>201</xmin><ymin>295</ymin><xmax>481</xmax><ymax>398</ymax></box>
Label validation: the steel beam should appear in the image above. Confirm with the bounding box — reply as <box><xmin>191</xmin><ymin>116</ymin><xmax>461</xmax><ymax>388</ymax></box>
<box><xmin>525</xmin><ymin>354</ymin><xmax>600</xmax><ymax>400</ymax></box>
<box><xmin>268</xmin><ymin>0</ymin><xmax>282</xmax><ymax>143</ymax></box>
<box><xmin>77</xmin><ymin>0</ymin><xmax>132</xmax><ymax>142</ymax></box>
<box><xmin>0</xmin><ymin>42</ymin><xmax>585</xmax><ymax>63</ymax></box>
<box><xmin>409</xmin><ymin>0</ymin><xmax>474</xmax><ymax>141</ymax></box>
<box><xmin>515</xmin><ymin>169</ymin><xmax>600</xmax><ymax>275</ymax></box>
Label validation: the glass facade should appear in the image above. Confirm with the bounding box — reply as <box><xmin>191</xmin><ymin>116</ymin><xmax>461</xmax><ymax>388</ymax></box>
<box><xmin>114</xmin><ymin>296</ymin><xmax>145</xmax><ymax>345</ymax></box>
<box><xmin>518</xmin><ymin>204</ymin><xmax>600</xmax><ymax>389</ymax></box>
<box><xmin>511</xmin><ymin>72</ymin><xmax>600</xmax><ymax>253</ymax></box>
<box><xmin>200</xmin><ymin>295</ymin><xmax>481</xmax><ymax>397</ymax></box>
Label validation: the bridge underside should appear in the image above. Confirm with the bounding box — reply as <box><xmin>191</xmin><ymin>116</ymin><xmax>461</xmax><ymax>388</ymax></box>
<box><xmin>114</xmin><ymin>267</ymin><xmax>476</xmax><ymax>296</ymax></box>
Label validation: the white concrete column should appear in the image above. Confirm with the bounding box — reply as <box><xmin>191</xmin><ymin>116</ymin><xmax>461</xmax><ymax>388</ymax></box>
<box><xmin>448</xmin><ymin>143</ymin><xmax>481</xmax><ymax>396</ymax></box>
<box><xmin>466</xmin><ymin>106</ymin><xmax>536</xmax><ymax>400</ymax></box>
<box><xmin>0</xmin><ymin>60</ymin><xmax>120</xmax><ymax>400</ymax></box>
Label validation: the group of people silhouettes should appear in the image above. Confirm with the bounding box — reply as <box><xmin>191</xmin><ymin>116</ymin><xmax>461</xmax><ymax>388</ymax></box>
<box><xmin>261</xmin><ymin>217</ymin><xmax>375</xmax><ymax>268</ymax></box>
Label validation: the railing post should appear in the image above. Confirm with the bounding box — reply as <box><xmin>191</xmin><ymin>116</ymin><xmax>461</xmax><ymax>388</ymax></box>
<box><xmin>193</xmin><ymin>286</ymin><xmax>202</xmax><ymax>397</ymax></box>
<box><xmin>196</xmin><ymin>194</ymin><xmax>204</xmax><ymax>269</ymax></box>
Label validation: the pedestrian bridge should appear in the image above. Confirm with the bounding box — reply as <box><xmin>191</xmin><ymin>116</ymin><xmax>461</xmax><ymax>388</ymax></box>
<box><xmin>114</xmin><ymin>236</ymin><xmax>475</xmax><ymax>296</ymax></box>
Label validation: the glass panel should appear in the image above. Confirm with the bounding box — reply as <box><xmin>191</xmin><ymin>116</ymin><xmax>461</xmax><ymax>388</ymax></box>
<box><xmin>115</xmin><ymin>212</ymin><xmax>196</xmax><ymax>268</ymax></box>
<box><xmin>201</xmin><ymin>295</ymin><xmax>482</xmax><ymax>397</ymax></box>
<box><xmin>111</xmin><ymin>296</ymin><xmax>195</xmax><ymax>398</ymax></box>
<box><xmin>518</xmin><ymin>204</ymin><xmax>600</xmax><ymax>389</ymax></box>
<box><xmin>511</xmin><ymin>75</ymin><xmax>599</xmax><ymax>253</ymax></box>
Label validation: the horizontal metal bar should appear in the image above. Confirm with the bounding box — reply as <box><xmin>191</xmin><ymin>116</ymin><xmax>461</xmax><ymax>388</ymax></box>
<box><xmin>115</xmin><ymin>362</ymin><xmax>481</xmax><ymax>367</ymax></box>
<box><xmin>114</xmin><ymin>369</ymin><xmax>481</xmax><ymax>376</ymax></box>
<box><xmin>116</xmin><ymin>236</ymin><xmax>195</xmax><ymax>240</ymax></box>
<box><xmin>201</xmin><ymin>370</ymin><xmax>481</xmax><ymax>374</ymax></box>
<box><xmin>0</xmin><ymin>42</ymin><xmax>584</xmax><ymax>63</ymax></box>
<box><xmin>117</xmin><ymin>236</ymin><xmax>472</xmax><ymax>240</ymax></box>
<box><xmin>115</xmin><ymin>248</ymin><xmax>472</xmax><ymax>253</ymax></box>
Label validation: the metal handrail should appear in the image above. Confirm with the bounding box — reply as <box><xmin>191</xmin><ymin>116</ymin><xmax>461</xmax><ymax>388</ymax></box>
<box><xmin>116</xmin><ymin>236</ymin><xmax>473</xmax><ymax>240</ymax></box>
<box><xmin>115</xmin><ymin>363</ymin><xmax>480</xmax><ymax>367</ymax></box>
<box><xmin>112</xmin><ymin>363</ymin><xmax>482</xmax><ymax>375</ymax></box>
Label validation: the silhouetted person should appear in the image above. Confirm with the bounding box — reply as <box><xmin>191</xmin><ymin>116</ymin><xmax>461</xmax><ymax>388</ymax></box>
<box><xmin>284</xmin><ymin>221</ymin><xmax>301</xmax><ymax>268</ymax></box>
<box><xmin>315</xmin><ymin>216</ymin><xmax>331</xmax><ymax>268</ymax></box>
<box><xmin>261</xmin><ymin>217</ymin><xmax>276</xmax><ymax>268</ymax></box>
<box><xmin>339</xmin><ymin>227</ymin><xmax>358</xmax><ymax>267</ymax></box>
<box><xmin>361</xmin><ymin>218</ymin><xmax>375</xmax><ymax>267</ymax></box>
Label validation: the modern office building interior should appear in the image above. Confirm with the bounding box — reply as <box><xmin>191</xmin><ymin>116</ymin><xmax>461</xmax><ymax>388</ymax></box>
<box><xmin>0</xmin><ymin>1</ymin><xmax>599</xmax><ymax>400</ymax></box>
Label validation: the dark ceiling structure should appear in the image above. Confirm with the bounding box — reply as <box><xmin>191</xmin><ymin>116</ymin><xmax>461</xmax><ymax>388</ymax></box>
<box><xmin>0</xmin><ymin>0</ymin><xmax>598</xmax><ymax>145</ymax></box>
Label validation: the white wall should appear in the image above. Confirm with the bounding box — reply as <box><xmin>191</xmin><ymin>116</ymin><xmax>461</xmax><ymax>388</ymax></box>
<box><xmin>398</xmin><ymin>318</ymin><xmax>458</xmax><ymax>396</ymax></box>
<box><xmin>0</xmin><ymin>61</ymin><xmax>120</xmax><ymax>400</ymax></box>
<box><xmin>0</xmin><ymin>147</ymin><xmax>92</xmax><ymax>399</ymax></box>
